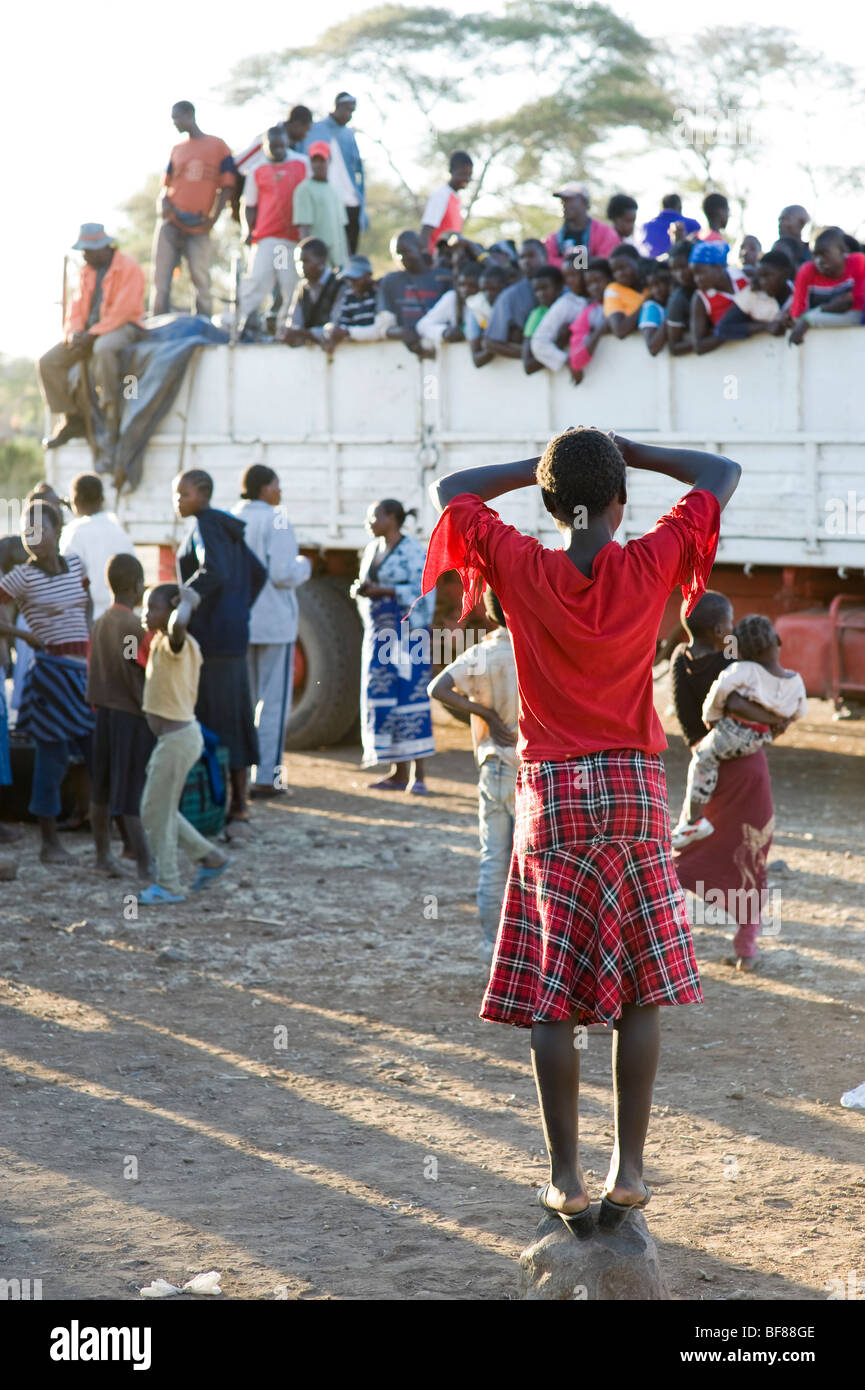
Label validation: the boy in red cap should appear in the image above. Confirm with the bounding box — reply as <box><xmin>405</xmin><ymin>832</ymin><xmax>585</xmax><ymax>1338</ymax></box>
<box><xmin>294</xmin><ymin>142</ymin><xmax>348</xmax><ymax>267</ymax></box>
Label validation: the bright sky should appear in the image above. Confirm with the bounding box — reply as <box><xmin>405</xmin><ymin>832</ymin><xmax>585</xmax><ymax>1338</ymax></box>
<box><xmin>5</xmin><ymin>0</ymin><xmax>864</xmax><ymax>359</ymax></box>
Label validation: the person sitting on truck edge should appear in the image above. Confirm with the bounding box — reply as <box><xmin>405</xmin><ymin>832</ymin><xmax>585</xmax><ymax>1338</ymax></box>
<box><xmin>665</xmin><ymin>240</ymin><xmax>697</xmax><ymax>356</ymax></box>
<box><xmin>602</xmin><ymin>245</ymin><xmax>647</xmax><ymax>340</ymax></box>
<box><xmin>786</xmin><ymin>225</ymin><xmax>865</xmax><ymax>345</ymax></box>
<box><xmin>322</xmin><ymin>255</ymin><xmax>380</xmax><ymax>350</ymax></box>
<box><xmin>173</xmin><ymin>469</ymin><xmax>267</xmax><ymax>828</ymax></box>
<box><xmin>415</xmin><ymin>260</ymin><xmax>482</xmax><ymax>348</ymax></box>
<box><xmin>138</xmin><ymin>581</ymin><xmax>230</xmax><ymax>903</ymax></box>
<box><xmin>715</xmin><ymin>249</ymin><xmax>794</xmax><ymax>342</ymax></box>
<box><xmin>151</xmin><ymin>101</ymin><xmax>237</xmax><ymax>319</ymax></box>
<box><xmin>428</xmin><ymin>588</ymin><xmax>518</xmax><ymax>964</ymax></box>
<box><xmin>638</xmin><ymin>261</ymin><xmax>673</xmax><ymax>356</ymax></box>
<box><xmin>482</xmin><ymin>239</ymin><xmax>547</xmax><ymax>360</ymax></box>
<box><xmin>86</xmin><ymin>553</ymin><xmax>156</xmax><ymax>882</ymax></box>
<box><xmin>282</xmin><ymin>239</ymin><xmax>342</xmax><ymax>346</ymax></box>
<box><xmin>688</xmin><ymin>241</ymin><xmax>749</xmax><ymax>355</ymax></box>
<box><xmin>233</xmin><ymin>464</ymin><xmax>311</xmax><ymax>797</ymax></box>
<box><xmin>567</xmin><ymin>256</ymin><xmax>612</xmax><ymax>383</ymax></box>
<box><xmin>293</xmin><ymin>142</ymin><xmax>349</xmax><ymax>269</ymax></box>
<box><xmin>527</xmin><ymin>260</ymin><xmax>587</xmax><ymax>373</ymax></box>
<box><xmin>698</xmin><ymin>192</ymin><xmax>730</xmax><ymax>247</ymax></box>
<box><xmin>420</xmin><ymin>152</ymin><xmax>474</xmax><ymax>257</ymax></box>
<box><xmin>237</xmin><ymin>126</ymin><xmax>309</xmax><ymax>340</ymax></box>
<box><xmin>39</xmin><ymin>224</ymin><xmax>146</xmax><ymax>459</ymax></box>
<box><xmin>376</xmin><ymin>231</ymin><xmax>451</xmax><ymax>359</ymax></box>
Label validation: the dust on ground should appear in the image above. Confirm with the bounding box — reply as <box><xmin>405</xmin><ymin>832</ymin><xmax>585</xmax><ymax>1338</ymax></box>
<box><xmin>1</xmin><ymin>684</ymin><xmax>863</xmax><ymax>1301</ymax></box>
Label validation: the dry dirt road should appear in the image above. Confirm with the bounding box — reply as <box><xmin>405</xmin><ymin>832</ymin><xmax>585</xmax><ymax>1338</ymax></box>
<box><xmin>1</xmin><ymin>687</ymin><xmax>863</xmax><ymax>1301</ymax></box>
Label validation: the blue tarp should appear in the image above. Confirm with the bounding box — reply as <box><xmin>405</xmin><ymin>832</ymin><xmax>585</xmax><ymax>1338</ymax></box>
<box><xmin>94</xmin><ymin>316</ymin><xmax>229</xmax><ymax>492</ymax></box>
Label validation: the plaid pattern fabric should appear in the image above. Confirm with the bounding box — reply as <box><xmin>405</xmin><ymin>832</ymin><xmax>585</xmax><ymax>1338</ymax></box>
<box><xmin>480</xmin><ymin>751</ymin><xmax>703</xmax><ymax>1028</ymax></box>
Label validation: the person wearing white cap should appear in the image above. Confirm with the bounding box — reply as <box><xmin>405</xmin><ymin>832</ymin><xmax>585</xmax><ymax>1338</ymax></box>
<box><xmin>306</xmin><ymin>92</ymin><xmax>366</xmax><ymax>252</ymax></box>
<box><xmin>542</xmin><ymin>183</ymin><xmax>621</xmax><ymax>268</ymax></box>
<box><xmin>39</xmin><ymin>224</ymin><xmax>146</xmax><ymax>457</ymax></box>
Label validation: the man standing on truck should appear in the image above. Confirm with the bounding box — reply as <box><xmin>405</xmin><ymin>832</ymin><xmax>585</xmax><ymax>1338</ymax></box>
<box><xmin>151</xmin><ymin>101</ymin><xmax>237</xmax><ymax>319</ymax></box>
<box><xmin>306</xmin><ymin>92</ymin><xmax>366</xmax><ymax>253</ymax></box>
<box><xmin>238</xmin><ymin>126</ymin><xmax>308</xmax><ymax>338</ymax></box>
<box><xmin>39</xmin><ymin>223</ymin><xmax>146</xmax><ymax>459</ymax></box>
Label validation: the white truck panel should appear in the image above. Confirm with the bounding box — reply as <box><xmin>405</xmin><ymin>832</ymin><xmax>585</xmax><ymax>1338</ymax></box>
<box><xmin>49</xmin><ymin>333</ymin><xmax>865</xmax><ymax>568</ymax></box>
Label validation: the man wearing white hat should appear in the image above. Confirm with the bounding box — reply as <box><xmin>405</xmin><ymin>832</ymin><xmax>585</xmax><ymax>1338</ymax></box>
<box><xmin>39</xmin><ymin>224</ymin><xmax>146</xmax><ymax>455</ymax></box>
<box><xmin>542</xmin><ymin>183</ymin><xmax>621</xmax><ymax>268</ymax></box>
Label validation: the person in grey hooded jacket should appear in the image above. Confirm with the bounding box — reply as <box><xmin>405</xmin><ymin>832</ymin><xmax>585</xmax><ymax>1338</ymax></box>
<box><xmin>233</xmin><ymin>465</ymin><xmax>311</xmax><ymax>793</ymax></box>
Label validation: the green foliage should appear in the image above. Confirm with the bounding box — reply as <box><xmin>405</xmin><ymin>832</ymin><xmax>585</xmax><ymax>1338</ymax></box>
<box><xmin>0</xmin><ymin>356</ymin><xmax>43</xmax><ymax>438</ymax></box>
<box><xmin>223</xmin><ymin>1</ymin><xmax>673</xmax><ymax>211</ymax></box>
<box><xmin>0</xmin><ymin>436</ymin><xmax>44</xmax><ymax>501</ymax></box>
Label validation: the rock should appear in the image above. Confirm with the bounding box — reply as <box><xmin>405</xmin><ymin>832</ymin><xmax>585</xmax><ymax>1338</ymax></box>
<box><xmin>0</xmin><ymin>856</ymin><xmax>17</xmax><ymax>881</ymax></box>
<box><xmin>518</xmin><ymin>1208</ymin><xmax>670</xmax><ymax>1301</ymax></box>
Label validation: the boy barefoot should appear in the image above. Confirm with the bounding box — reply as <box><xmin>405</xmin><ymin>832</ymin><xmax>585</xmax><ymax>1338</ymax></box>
<box><xmin>87</xmin><ymin>553</ymin><xmax>156</xmax><ymax>880</ymax></box>
<box><xmin>139</xmin><ymin>583</ymin><xmax>229</xmax><ymax>904</ymax></box>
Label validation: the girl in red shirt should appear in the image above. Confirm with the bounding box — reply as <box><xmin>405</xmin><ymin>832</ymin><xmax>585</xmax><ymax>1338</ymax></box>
<box><xmin>422</xmin><ymin>429</ymin><xmax>740</xmax><ymax>1232</ymax></box>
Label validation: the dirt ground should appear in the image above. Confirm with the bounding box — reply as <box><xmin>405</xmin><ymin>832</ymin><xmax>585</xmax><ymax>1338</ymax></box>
<box><xmin>1</xmin><ymin>682</ymin><xmax>863</xmax><ymax>1302</ymax></box>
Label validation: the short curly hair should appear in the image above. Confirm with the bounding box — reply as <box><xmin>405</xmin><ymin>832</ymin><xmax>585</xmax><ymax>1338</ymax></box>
<box><xmin>536</xmin><ymin>427</ymin><xmax>626</xmax><ymax>519</ymax></box>
<box><xmin>734</xmin><ymin>613</ymin><xmax>777</xmax><ymax>661</ymax></box>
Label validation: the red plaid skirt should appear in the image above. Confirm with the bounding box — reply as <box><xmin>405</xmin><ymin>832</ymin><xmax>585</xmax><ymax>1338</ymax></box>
<box><xmin>480</xmin><ymin>751</ymin><xmax>703</xmax><ymax>1028</ymax></box>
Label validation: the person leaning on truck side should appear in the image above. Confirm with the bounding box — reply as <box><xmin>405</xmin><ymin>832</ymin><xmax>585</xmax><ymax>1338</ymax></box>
<box><xmin>151</xmin><ymin>101</ymin><xmax>237</xmax><ymax>319</ymax></box>
<box><xmin>173</xmin><ymin>469</ymin><xmax>267</xmax><ymax>828</ymax></box>
<box><xmin>232</xmin><ymin>465</ymin><xmax>311</xmax><ymax>797</ymax></box>
<box><xmin>39</xmin><ymin>224</ymin><xmax>146</xmax><ymax>460</ymax></box>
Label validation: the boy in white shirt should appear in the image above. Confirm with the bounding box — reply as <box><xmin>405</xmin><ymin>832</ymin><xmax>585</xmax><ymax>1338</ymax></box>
<box><xmin>673</xmin><ymin>614</ymin><xmax>807</xmax><ymax>849</ymax></box>
<box><xmin>59</xmin><ymin>473</ymin><xmax>136</xmax><ymax>619</ymax></box>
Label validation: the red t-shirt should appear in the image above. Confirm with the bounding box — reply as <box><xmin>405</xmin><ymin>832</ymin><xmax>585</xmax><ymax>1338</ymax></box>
<box><xmin>421</xmin><ymin>490</ymin><xmax>720</xmax><ymax>761</ymax></box>
<box><xmin>249</xmin><ymin>159</ymin><xmax>307</xmax><ymax>242</ymax></box>
<box><xmin>790</xmin><ymin>252</ymin><xmax>865</xmax><ymax>317</ymax></box>
<box><xmin>422</xmin><ymin>183</ymin><xmax>463</xmax><ymax>254</ymax></box>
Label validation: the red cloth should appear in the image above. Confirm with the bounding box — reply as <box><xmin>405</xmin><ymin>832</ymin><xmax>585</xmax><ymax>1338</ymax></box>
<box><xmin>543</xmin><ymin>219</ymin><xmax>620</xmax><ymax>268</ymax></box>
<box><xmin>251</xmin><ymin>159</ymin><xmax>307</xmax><ymax>242</ymax></box>
<box><xmin>674</xmin><ymin>750</ymin><xmax>774</xmax><ymax>935</ymax></box>
<box><xmin>790</xmin><ymin>252</ymin><xmax>865</xmax><ymax>316</ymax></box>
<box><xmin>480</xmin><ymin>754</ymin><xmax>702</xmax><ymax>1027</ymax></box>
<box><xmin>421</xmin><ymin>489</ymin><xmax>720</xmax><ymax>760</ymax></box>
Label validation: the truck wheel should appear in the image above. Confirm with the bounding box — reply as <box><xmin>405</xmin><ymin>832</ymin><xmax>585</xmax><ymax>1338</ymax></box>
<box><xmin>285</xmin><ymin>579</ymin><xmax>363</xmax><ymax>749</ymax></box>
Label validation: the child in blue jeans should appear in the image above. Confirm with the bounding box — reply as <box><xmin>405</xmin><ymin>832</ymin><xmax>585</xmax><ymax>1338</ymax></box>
<box><xmin>428</xmin><ymin>590</ymin><xmax>519</xmax><ymax>961</ymax></box>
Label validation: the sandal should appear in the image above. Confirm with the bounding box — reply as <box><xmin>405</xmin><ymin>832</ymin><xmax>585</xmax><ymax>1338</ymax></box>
<box><xmin>598</xmin><ymin>1182</ymin><xmax>651</xmax><ymax>1231</ymax></box>
<box><xmin>139</xmin><ymin>884</ymin><xmax>187</xmax><ymax>905</ymax></box>
<box><xmin>537</xmin><ymin>1183</ymin><xmax>594</xmax><ymax>1239</ymax></box>
<box><xmin>368</xmin><ymin>778</ymin><xmax>409</xmax><ymax>791</ymax></box>
<box><xmin>407</xmin><ymin>781</ymin><xmax>429</xmax><ymax>795</ymax></box>
<box><xmin>192</xmin><ymin>857</ymin><xmax>231</xmax><ymax>891</ymax></box>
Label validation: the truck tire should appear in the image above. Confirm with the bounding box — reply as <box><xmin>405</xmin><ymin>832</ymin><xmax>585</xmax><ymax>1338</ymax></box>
<box><xmin>285</xmin><ymin>578</ymin><xmax>363</xmax><ymax>750</ymax></box>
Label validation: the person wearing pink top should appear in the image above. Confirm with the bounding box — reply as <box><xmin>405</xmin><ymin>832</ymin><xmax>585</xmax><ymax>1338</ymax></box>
<box><xmin>543</xmin><ymin>182</ymin><xmax>620</xmax><ymax>268</ymax></box>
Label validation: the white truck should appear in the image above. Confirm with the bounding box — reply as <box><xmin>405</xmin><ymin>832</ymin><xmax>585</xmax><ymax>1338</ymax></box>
<box><xmin>49</xmin><ymin>333</ymin><xmax>865</xmax><ymax>744</ymax></box>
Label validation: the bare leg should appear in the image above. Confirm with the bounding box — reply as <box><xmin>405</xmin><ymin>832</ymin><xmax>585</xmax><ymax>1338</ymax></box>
<box><xmin>38</xmin><ymin>816</ymin><xmax>73</xmax><ymax>863</ymax></box>
<box><xmin>530</xmin><ymin>1017</ymin><xmax>590</xmax><ymax>1212</ymax></box>
<box><xmin>119</xmin><ymin>814</ymin><xmax>156</xmax><ymax>882</ymax></box>
<box><xmin>229</xmin><ymin>767</ymin><xmax>249</xmax><ymax>820</ymax></box>
<box><xmin>604</xmin><ymin>1003</ymin><xmax>660</xmax><ymax>1204</ymax></box>
<box><xmin>91</xmin><ymin>802</ymin><xmax>123</xmax><ymax>875</ymax></box>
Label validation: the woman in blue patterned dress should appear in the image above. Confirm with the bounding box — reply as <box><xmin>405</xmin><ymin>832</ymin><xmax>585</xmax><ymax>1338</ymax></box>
<box><xmin>352</xmin><ymin>499</ymin><xmax>436</xmax><ymax>793</ymax></box>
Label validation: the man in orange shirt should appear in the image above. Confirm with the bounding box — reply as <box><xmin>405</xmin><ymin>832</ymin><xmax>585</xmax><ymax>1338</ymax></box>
<box><xmin>39</xmin><ymin>223</ymin><xmax>146</xmax><ymax>456</ymax></box>
<box><xmin>151</xmin><ymin>100</ymin><xmax>237</xmax><ymax>319</ymax></box>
